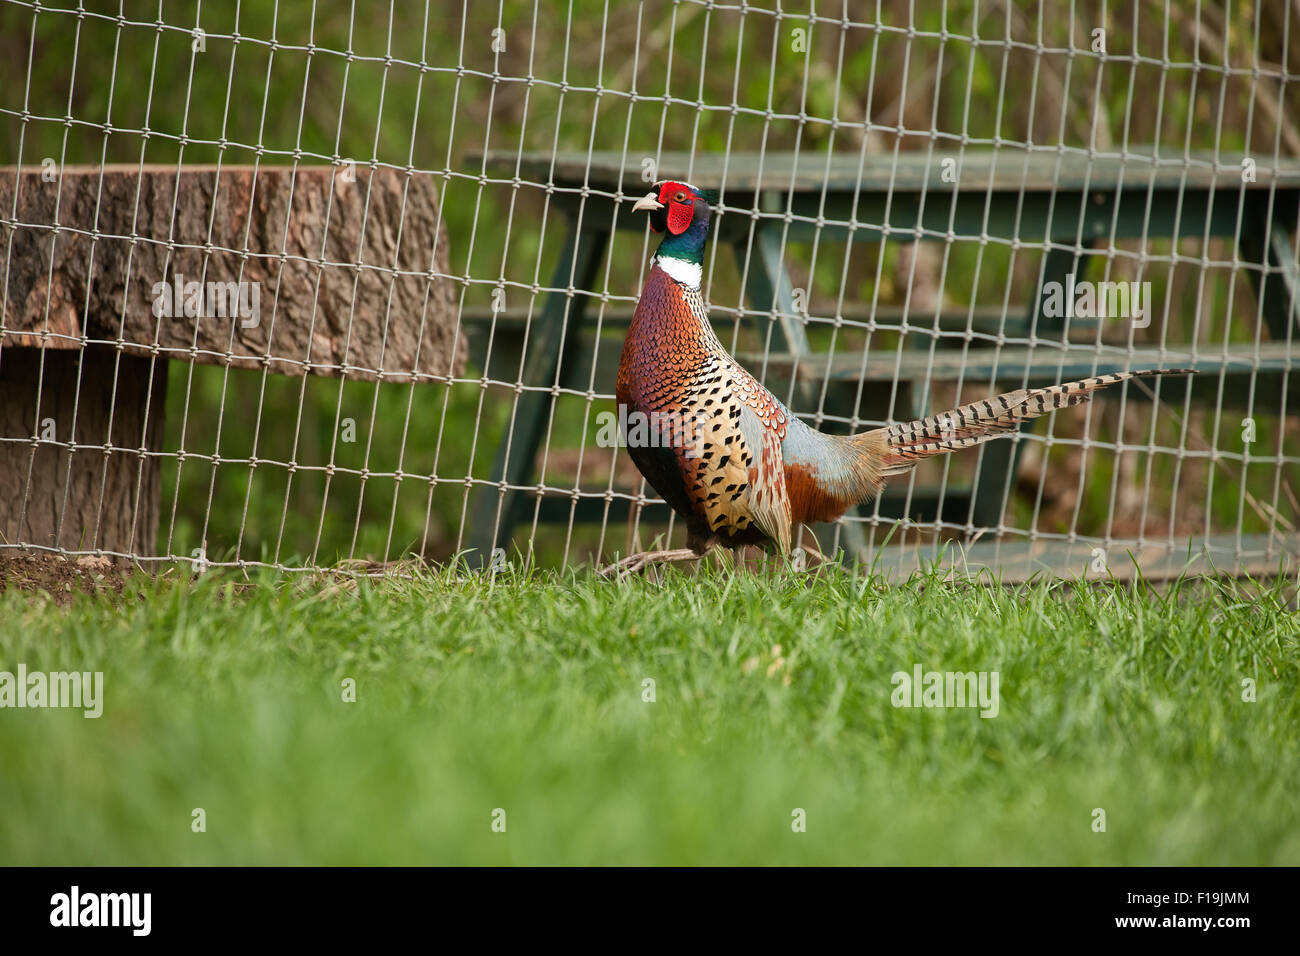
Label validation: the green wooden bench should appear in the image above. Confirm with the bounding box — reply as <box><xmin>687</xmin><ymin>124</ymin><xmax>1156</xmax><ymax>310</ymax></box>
<box><xmin>465</xmin><ymin>149</ymin><xmax>1300</xmax><ymax>562</ymax></box>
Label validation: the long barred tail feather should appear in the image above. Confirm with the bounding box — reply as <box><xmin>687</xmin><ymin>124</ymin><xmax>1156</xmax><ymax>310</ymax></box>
<box><xmin>860</xmin><ymin>369</ymin><xmax>1192</xmax><ymax>478</ymax></box>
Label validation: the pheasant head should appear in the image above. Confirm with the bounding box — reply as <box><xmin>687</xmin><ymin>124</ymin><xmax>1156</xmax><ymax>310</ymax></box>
<box><xmin>632</xmin><ymin>180</ymin><xmax>716</xmax><ymax>288</ymax></box>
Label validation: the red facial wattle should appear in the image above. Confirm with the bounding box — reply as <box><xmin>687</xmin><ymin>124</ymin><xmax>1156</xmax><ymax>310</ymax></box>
<box><xmin>658</xmin><ymin>182</ymin><xmax>695</xmax><ymax>235</ymax></box>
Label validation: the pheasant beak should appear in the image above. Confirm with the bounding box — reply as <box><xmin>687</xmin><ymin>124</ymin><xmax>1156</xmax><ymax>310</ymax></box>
<box><xmin>632</xmin><ymin>190</ymin><xmax>664</xmax><ymax>213</ymax></box>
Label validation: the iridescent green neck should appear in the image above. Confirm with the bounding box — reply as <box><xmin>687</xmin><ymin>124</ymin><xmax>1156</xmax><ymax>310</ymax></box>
<box><xmin>656</xmin><ymin>227</ymin><xmax>706</xmax><ymax>264</ymax></box>
<box><xmin>656</xmin><ymin>202</ymin><xmax>712</xmax><ymax>264</ymax></box>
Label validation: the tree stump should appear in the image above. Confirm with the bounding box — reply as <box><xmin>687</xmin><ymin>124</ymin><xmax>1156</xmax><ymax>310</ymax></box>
<box><xmin>0</xmin><ymin>164</ymin><xmax>464</xmax><ymax>560</ymax></box>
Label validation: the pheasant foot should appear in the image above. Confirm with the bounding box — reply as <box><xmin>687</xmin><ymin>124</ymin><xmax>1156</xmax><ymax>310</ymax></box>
<box><xmin>598</xmin><ymin>547</ymin><xmax>700</xmax><ymax>579</ymax></box>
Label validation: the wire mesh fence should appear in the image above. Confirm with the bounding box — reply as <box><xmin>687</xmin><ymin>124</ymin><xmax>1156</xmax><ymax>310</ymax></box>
<box><xmin>1</xmin><ymin>0</ymin><xmax>1298</xmax><ymax>579</ymax></box>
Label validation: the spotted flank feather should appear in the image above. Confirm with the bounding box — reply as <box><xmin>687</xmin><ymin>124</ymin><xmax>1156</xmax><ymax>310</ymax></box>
<box><xmin>862</xmin><ymin>370</ymin><xmax>1189</xmax><ymax>478</ymax></box>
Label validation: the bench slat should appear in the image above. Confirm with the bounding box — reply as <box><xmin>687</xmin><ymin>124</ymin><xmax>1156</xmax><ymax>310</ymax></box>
<box><xmin>477</xmin><ymin>150</ymin><xmax>1300</xmax><ymax>194</ymax></box>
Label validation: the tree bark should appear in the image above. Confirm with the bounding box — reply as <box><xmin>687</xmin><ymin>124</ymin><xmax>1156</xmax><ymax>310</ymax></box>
<box><xmin>0</xmin><ymin>164</ymin><xmax>464</xmax><ymax>380</ymax></box>
<box><xmin>0</xmin><ymin>348</ymin><xmax>166</xmax><ymax>557</ymax></box>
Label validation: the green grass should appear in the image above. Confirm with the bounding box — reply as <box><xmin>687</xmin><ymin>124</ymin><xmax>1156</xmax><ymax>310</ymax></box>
<box><xmin>2</xmin><ymin>563</ymin><xmax>1298</xmax><ymax>865</ymax></box>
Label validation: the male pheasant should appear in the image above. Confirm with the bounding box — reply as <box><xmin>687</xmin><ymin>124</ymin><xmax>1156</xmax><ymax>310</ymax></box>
<box><xmin>606</xmin><ymin>179</ymin><xmax>1185</xmax><ymax>575</ymax></box>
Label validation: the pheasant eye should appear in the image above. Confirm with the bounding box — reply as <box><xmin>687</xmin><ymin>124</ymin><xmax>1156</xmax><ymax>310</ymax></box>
<box><xmin>674</xmin><ymin>191</ymin><xmax>687</xmax><ymax>203</ymax></box>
